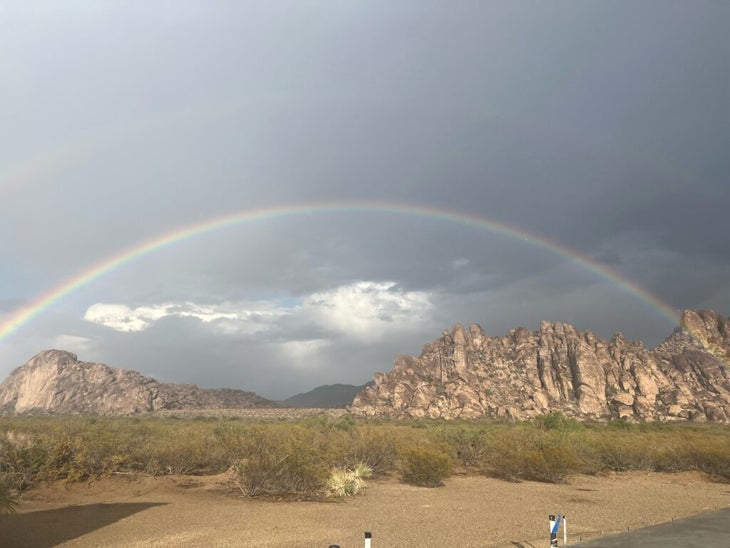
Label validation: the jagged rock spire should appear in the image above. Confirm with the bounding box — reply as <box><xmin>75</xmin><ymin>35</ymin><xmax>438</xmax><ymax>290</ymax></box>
<box><xmin>351</xmin><ymin>309</ymin><xmax>730</xmax><ymax>422</ymax></box>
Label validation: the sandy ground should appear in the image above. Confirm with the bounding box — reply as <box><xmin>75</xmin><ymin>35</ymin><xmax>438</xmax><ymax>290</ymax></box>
<box><xmin>2</xmin><ymin>471</ymin><xmax>729</xmax><ymax>548</ymax></box>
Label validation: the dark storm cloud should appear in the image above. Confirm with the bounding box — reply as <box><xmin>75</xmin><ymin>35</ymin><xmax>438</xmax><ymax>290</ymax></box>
<box><xmin>1</xmin><ymin>1</ymin><xmax>727</xmax><ymax>396</ymax></box>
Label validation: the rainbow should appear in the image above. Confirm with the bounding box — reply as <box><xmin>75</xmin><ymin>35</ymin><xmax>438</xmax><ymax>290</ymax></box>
<box><xmin>0</xmin><ymin>201</ymin><xmax>680</xmax><ymax>343</ymax></box>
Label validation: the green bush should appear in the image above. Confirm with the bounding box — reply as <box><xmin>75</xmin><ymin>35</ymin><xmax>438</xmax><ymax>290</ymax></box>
<box><xmin>0</xmin><ymin>475</ymin><xmax>17</xmax><ymax>513</ymax></box>
<box><xmin>533</xmin><ymin>412</ymin><xmax>581</xmax><ymax>432</ymax></box>
<box><xmin>401</xmin><ymin>446</ymin><xmax>452</xmax><ymax>487</ymax></box>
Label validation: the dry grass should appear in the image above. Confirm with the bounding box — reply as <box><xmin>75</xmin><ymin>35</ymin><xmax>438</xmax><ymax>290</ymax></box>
<box><xmin>1</xmin><ymin>412</ymin><xmax>728</xmax><ymax>504</ymax></box>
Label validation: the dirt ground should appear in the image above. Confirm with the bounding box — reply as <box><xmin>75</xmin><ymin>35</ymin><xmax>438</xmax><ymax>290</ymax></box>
<box><xmin>2</xmin><ymin>471</ymin><xmax>729</xmax><ymax>548</ymax></box>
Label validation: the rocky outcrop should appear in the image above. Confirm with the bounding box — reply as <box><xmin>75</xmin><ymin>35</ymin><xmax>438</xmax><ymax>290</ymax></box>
<box><xmin>0</xmin><ymin>350</ymin><xmax>277</xmax><ymax>415</ymax></box>
<box><xmin>351</xmin><ymin>309</ymin><xmax>730</xmax><ymax>422</ymax></box>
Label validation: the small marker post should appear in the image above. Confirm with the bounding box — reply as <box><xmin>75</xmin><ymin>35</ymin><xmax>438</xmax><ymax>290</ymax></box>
<box><xmin>549</xmin><ymin>515</ymin><xmax>556</xmax><ymax>547</ymax></box>
<box><xmin>549</xmin><ymin>514</ymin><xmax>562</xmax><ymax>547</ymax></box>
<box><xmin>364</xmin><ymin>531</ymin><xmax>372</xmax><ymax>548</ymax></box>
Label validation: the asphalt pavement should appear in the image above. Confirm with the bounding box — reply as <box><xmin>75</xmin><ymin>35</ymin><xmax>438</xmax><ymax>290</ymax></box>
<box><xmin>570</xmin><ymin>507</ymin><xmax>730</xmax><ymax>547</ymax></box>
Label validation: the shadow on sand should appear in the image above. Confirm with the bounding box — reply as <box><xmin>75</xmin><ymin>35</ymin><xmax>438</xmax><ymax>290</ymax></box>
<box><xmin>0</xmin><ymin>502</ymin><xmax>168</xmax><ymax>547</ymax></box>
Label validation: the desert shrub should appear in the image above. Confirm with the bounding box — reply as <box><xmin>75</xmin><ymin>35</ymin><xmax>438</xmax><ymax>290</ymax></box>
<box><xmin>648</xmin><ymin>438</ymin><xmax>695</xmax><ymax>473</ymax></box>
<box><xmin>343</xmin><ymin>425</ymin><xmax>401</xmax><ymax>475</ymax></box>
<box><xmin>126</xmin><ymin>420</ymin><xmax>230</xmax><ymax>476</ymax></box>
<box><xmin>326</xmin><ymin>462</ymin><xmax>373</xmax><ymax>497</ymax></box>
<box><xmin>2</xmin><ymin>415</ymin><xmax>728</xmax><ymax>493</ymax></box>
<box><xmin>333</xmin><ymin>414</ymin><xmax>357</xmax><ymax>431</ymax></box>
<box><xmin>42</xmin><ymin>437</ymin><xmax>86</xmax><ymax>481</ymax></box>
<box><xmin>430</xmin><ymin>422</ymin><xmax>492</xmax><ymax>469</ymax></box>
<box><xmin>606</xmin><ymin>418</ymin><xmax>634</xmax><ymax>430</ymax></box>
<box><xmin>590</xmin><ymin>435</ymin><xmax>657</xmax><ymax>472</ymax></box>
<box><xmin>482</xmin><ymin>427</ymin><xmax>582</xmax><ymax>483</ymax></box>
<box><xmin>212</xmin><ymin>422</ymin><xmax>252</xmax><ymax>461</ymax></box>
<box><xmin>353</xmin><ymin>461</ymin><xmax>373</xmax><ymax>477</ymax></box>
<box><xmin>688</xmin><ymin>437</ymin><xmax>730</xmax><ymax>482</ymax></box>
<box><xmin>533</xmin><ymin>412</ymin><xmax>581</xmax><ymax>432</ymax></box>
<box><xmin>0</xmin><ymin>475</ymin><xmax>17</xmax><ymax>513</ymax></box>
<box><xmin>326</xmin><ymin>469</ymin><xmax>359</xmax><ymax>498</ymax></box>
<box><xmin>482</xmin><ymin>426</ymin><xmax>535</xmax><ymax>481</ymax></box>
<box><xmin>139</xmin><ymin>432</ymin><xmax>225</xmax><ymax>476</ymax></box>
<box><xmin>37</xmin><ymin>422</ymin><xmax>134</xmax><ymax>481</ymax></box>
<box><xmin>0</xmin><ymin>436</ymin><xmax>47</xmax><ymax>491</ymax></box>
<box><xmin>44</xmin><ymin>425</ymin><xmax>141</xmax><ymax>481</ymax></box>
<box><xmin>1</xmin><ymin>417</ymin><xmax>237</xmax><ymax>483</ymax></box>
<box><xmin>513</xmin><ymin>447</ymin><xmax>580</xmax><ymax>483</ymax></box>
<box><xmin>577</xmin><ymin>427</ymin><xmax>710</xmax><ymax>475</ymax></box>
<box><xmin>401</xmin><ymin>446</ymin><xmax>452</xmax><ymax>487</ymax></box>
<box><xmin>231</xmin><ymin>426</ymin><xmax>330</xmax><ymax>497</ymax></box>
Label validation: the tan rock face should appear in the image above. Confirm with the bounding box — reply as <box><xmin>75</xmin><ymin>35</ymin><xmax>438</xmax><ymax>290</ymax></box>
<box><xmin>0</xmin><ymin>350</ymin><xmax>277</xmax><ymax>415</ymax></box>
<box><xmin>680</xmin><ymin>309</ymin><xmax>730</xmax><ymax>365</ymax></box>
<box><xmin>351</xmin><ymin>310</ymin><xmax>730</xmax><ymax>422</ymax></box>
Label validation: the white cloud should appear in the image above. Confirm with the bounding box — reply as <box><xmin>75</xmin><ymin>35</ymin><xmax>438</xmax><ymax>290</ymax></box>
<box><xmin>84</xmin><ymin>303</ymin><xmax>173</xmax><ymax>332</ymax></box>
<box><xmin>301</xmin><ymin>281</ymin><xmax>433</xmax><ymax>340</ymax></box>
<box><xmin>84</xmin><ymin>301</ymin><xmax>288</xmax><ymax>335</ymax></box>
<box><xmin>83</xmin><ymin>281</ymin><xmax>434</xmax><ymax>342</ymax></box>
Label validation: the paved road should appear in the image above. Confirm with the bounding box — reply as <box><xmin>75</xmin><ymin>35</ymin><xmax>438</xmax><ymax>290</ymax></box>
<box><xmin>571</xmin><ymin>507</ymin><xmax>730</xmax><ymax>547</ymax></box>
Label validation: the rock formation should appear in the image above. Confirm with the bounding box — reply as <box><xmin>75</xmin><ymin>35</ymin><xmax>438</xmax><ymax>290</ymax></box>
<box><xmin>0</xmin><ymin>350</ymin><xmax>277</xmax><ymax>415</ymax></box>
<box><xmin>351</xmin><ymin>309</ymin><xmax>730</xmax><ymax>422</ymax></box>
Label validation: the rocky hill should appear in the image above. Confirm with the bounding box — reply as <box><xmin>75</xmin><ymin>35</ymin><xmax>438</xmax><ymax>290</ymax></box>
<box><xmin>351</xmin><ymin>309</ymin><xmax>730</xmax><ymax>422</ymax></box>
<box><xmin>0</xmin><ymin>350</ymin><xmax>277</xmax><ymax>415</ymax></box>
<box><xmin>281</xmin><ymin>382</ymin><xmax>374</xmax><ymax>408</ymax></box>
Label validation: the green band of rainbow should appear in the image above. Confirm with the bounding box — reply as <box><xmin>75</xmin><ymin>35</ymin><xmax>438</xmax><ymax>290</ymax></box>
<box><xmin>0</xmin><ymin>201</ymin><xmax>680</xmax><ymax>343</ymax></box>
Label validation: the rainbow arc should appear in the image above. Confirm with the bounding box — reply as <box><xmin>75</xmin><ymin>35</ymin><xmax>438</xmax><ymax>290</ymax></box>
<box><xmin>0</xmin><ymin>201</ymin><xmax>680</xmax><ymax>343</ymax></box>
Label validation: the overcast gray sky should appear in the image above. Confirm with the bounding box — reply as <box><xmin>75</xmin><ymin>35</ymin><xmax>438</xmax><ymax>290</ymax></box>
<box><xmin>1</xmin><ymin>1</ymin><xmax>728</xmax><ymax>399</ymax></box>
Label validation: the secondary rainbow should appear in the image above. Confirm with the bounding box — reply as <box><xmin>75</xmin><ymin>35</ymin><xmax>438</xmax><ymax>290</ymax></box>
<box><xmin>0</xmin><ymin>201</ymin><xmax>680</xmax><ymax>343</ymax></box>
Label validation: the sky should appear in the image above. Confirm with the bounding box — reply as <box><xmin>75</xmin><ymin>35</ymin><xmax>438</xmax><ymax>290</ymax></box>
<box><xmin>1</xmin><ymin>1</ymin><xmax>728</xmax><ymax>400</ymax></box>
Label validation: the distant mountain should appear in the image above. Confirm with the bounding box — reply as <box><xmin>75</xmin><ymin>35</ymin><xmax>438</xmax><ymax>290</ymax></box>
<box><xmin>351</xmin><ymin>309</ymin><xmax>730</xmax><ymax>423</ymax></box>
<box><xmin>282</xmin><ymin>382</ymin><xmax>374</xmax><ymax>408</ymax></box>
<box><xmin>0</xmin><ymin>350</ymin><xmax>278</xmax><ymax>415</ymax></box>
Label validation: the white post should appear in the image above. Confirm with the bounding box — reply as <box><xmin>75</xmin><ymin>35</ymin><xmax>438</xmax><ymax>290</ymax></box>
<box><xmin>563</xmin><ymin>516</ymin><xmax>567</xmax><ymax>546</ymax></box>
<box><xmin>549</xmin><ymin>515</ymin><xmax>556</xmax><ymax>547</ymax></box>
<box><xmin>364</xmin><ymin>531</ymin><xmax>372</xmax><ymax>548</ymax></box>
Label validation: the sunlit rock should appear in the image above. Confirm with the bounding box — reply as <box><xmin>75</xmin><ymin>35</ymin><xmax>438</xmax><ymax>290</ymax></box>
<box><xmin>0</xmin><ymin>350</ymin><xmax>277</xmax><ymax>415</ymax></box>
<box><xmin>351</xmin><ymin>309</ymin><xmax>730</xmax><ymax>422</ymax></box>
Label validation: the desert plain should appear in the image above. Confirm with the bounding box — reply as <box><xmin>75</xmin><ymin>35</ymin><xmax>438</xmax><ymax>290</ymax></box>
<box><xmin>2</xmin><ymin>470</ymin><xmax>729</xmax><ymax>548</ymax></box>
